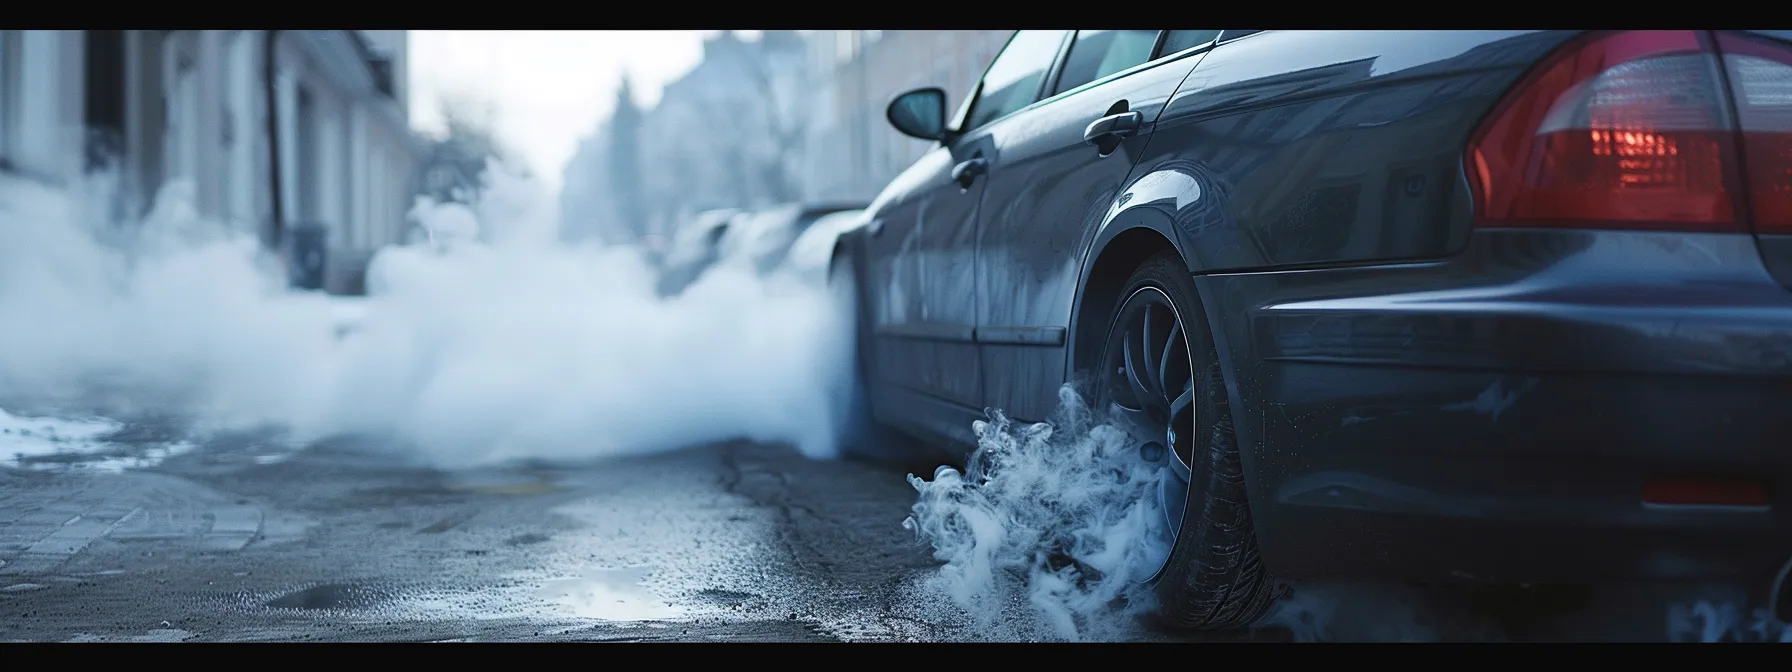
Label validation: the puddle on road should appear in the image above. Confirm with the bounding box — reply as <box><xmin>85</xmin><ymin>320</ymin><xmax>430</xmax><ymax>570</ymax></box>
<box><xmin>1</xmin><ymin>407</ymin><xmax>194</xmax><ymax>472</ymax></box>
<box><xmin>264</xmin><ymin>583</ymin><xmax>396</xmax><ymax>611</ymax></box>
<box><xmin>538</xmin><ymin>567</ymin><xmax>685</xmax><ymax>621</ymax></box>
<box><xmin>64</xmin><ymin>628</ymin><xmax>196</xmax><ymax>643</ymax></box>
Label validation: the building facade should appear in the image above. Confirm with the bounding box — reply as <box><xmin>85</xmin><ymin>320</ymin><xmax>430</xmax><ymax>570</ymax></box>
<box><xmin>557</xmin><ymin>30</ymin><xmax>1012</xmax><ymax>244</ymax></box>
<box><xmin>801</xmin><ymin>30</ymin><xmax>1011</xmax><ymax>202</ymax></box>
<box><xmin>0</xmin><ymin>30</ymin><xmax>424</xmax><ymax>294</ymax></box>
<box><xmin>561</xmin><ymin>30</ymin><xmax>810</xmax><ymax>246</ymax></box>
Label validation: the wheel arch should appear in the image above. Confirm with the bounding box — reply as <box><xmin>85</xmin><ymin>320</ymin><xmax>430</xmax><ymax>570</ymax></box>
<box><xmin>1066</xmin><ymin>225</ymin><xmax>1185</xmax><ymax>378</ymax></box>
<box><xmin>1067</xmin><ymin>217</ymin><xmax>1272</xmax><ymax>532</ymax></box>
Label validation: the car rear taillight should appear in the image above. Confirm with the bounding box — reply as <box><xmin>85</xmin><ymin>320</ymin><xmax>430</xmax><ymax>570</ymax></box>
<box><xmin>1468</xmin><ymin>31</ymin><xmax>1746</xmax><ymax>231</ymax></box>
<box><xmin>1716</xmin><ymin>32</ymin><xmax>1792</xmax><ymax>234</ymax></box>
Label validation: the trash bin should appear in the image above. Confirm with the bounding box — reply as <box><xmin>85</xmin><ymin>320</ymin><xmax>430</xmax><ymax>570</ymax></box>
<box><xmin>287</xmin><ymin>222</ymin><xmax>328</xmax><ymax>291</ymax></box>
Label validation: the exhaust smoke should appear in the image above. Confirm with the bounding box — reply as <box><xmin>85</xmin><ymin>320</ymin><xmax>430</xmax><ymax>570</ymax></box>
<box><xmin>0</xmin><ymin>161</ymin><xmax>857</xmax><ymax>469</ymax></box>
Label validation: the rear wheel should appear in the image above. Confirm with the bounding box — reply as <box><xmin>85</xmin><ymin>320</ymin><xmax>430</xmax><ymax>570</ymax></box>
<box><xmin>1092</xmin><ymin>251</ymin><xmax>1276</xmax><ymax>630</ymax></box>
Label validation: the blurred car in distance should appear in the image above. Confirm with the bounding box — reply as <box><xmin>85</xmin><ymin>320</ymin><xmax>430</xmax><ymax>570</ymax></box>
<box><xmin>782</xmin><ymin>208</ymin><xmax>869</xmax><ymax>283</ymax></box>
<box><xmin>655</xmin><ymin>208</ymin><xmax>744</xmax><ymax>295</ymax></box>
<box><xmin>658</xmin><ymin>201</ymin><xmax>866</xmax><ymax>297</ymax></box>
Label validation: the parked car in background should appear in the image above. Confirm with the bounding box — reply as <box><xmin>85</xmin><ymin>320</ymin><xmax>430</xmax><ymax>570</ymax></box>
<box><xmin>638</xmin><ymin>233</ymin><xmax>670</xmax><ymax>265</ymax></box>
<box><xmin>783</xmin><ymin>208</ymin><xmax>869</xmax><ymax>283</ymax></box>
<box><xmin>658</xmin><ymin>201</ymin><xmax>866</xmax><ymax>297</ymax></box>
<box><xmin>830</xmin><ymin>29</ymin><xmax>1792</xmax><ymax>630</ymax></box>
<box><xmin>655</xmin><ymin>208</ymin><xmax>743</xmax><ymax>295</ymax></box>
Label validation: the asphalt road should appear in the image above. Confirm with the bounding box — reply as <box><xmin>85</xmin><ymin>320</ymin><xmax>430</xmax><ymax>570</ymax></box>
<box><xmin>0</xmin><ymin>412</ymin><xmax>1761</xmax><ymax>642</ymax></box>
<box><xmin>0</xmin><ymin>413</ymin><xmax>1201</xmax><ymax>643</ymax></box>
<box><xmin>0</xmin><ymin>422</ymin><xmax>916</xmax><ymax>642</ymax></box>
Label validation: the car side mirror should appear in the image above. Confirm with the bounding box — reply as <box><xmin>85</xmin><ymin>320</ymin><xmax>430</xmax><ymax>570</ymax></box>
<box><xmin>887</xmin><ymin>87</ymin><xmax>948</xmax><ymax>142</ymax></box>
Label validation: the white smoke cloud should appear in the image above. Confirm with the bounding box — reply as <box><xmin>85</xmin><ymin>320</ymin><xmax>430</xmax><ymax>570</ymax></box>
<box><xmin>0</xmin><ymin>160</ymin><xmax>857</xmax><ymax>469</ymax></box>
<box><xmin>7</xmin><ymin>156</ymin><xmax>1788</xmax><ymax>642</ymax></box>
<box><xmin>898</xmin><ymin>382</ymin><xmax>1792</xmax><ymax>642</ymax></box>
<box><xmin>902</xmin><ymin>385</ymin><xmax>1171</xmax><ymax>641</ymax></box>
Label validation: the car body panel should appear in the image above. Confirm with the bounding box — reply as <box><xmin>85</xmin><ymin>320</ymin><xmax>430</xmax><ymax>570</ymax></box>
<box><xmin>973</xmin><ymin>41</ymin><xmax>1209</xmax><ymax>423</ymax></box>
<box><xmin>1197</xmin><ymin>228</ymin><xmax>1792</xmax><ymax>581</ymax></box>
<box><xmin>1075</xmin><ymin>30</ymin><xmax>1578</xmax><ymax>520</ymax></box>
<box><xmin>784</xmin><ymin>208</ymin><xmax>867</xmax><ymax>282</ymax></box>
<box><xmin>846</xmin><ymin>28</ymin><xmax>1792</xmax><ymax>586</ymax></box>
<box><xmin>1136</xmin><ymin>30</ymin><xmax>1578</xmax><ymax>273</ymax></box>
<box><xmin>863</xmin><ymin>136</ymin><xmax>992</xmax><ymax>415</ymax></box>
<box><xmin>1730</xmin><ymin>31</ymin><xmax>1792</xmax><ymax>292</ymax></box>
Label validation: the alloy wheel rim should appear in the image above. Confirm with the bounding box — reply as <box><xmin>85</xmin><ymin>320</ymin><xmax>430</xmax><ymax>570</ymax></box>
<box><xmin>1100</xmin><ymin>286</ymin><xmax>1197</xmax><ymax>583</ymax></box>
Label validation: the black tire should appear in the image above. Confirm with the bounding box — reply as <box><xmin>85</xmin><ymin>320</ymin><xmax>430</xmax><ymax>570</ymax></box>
<box><xmin>1091</xmin><ymin>251</ymin><xmax>1277</xmax><ymax>630</ymax></box>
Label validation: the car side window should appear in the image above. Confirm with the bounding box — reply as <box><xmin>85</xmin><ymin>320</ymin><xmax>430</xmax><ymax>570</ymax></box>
<box><xmin>1159</xmin><ymin>30</ymin><xmax>1223</xmax><ymax>56</ymax></box>
<box><xmin>1051</xmin><ymin>30</ymin><xmax>1163</xmax><ymax>96</ymax></box>
<box><xmin>964</xmin><ymin>30</ymin><xmax>1071</xmax><ymax>131</ymax></box>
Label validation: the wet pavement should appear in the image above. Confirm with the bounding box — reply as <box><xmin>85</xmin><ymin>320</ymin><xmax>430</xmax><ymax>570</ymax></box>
<box><xmin>0</xmin><ymin>411</ymin><xmax>1765</xmax><ymax>642</ymax></box>
<box><xmin>0</xmin><ymin>417</ymin><xmax>936</xmax><ymax>642</ymax></box>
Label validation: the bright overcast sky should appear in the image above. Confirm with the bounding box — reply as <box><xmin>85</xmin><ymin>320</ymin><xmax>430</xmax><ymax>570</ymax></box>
<box><xmin>408</xmin><ymin>31</ymin><xmax>738</xmax><ymax>194</ymax></box>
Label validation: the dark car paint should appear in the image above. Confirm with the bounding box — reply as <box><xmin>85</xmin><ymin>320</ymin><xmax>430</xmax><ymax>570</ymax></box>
<box><xmin>1736</xmin><ymin>31</ymin><xmax>1792</xmax><ymax>294</ymax></box>
<box><xmin>975</xmin><ymin>41</ymin><xmax>1212</xmax><ymax>423</ymax></box>
<box><xmin>1199</xmin><ymin>228</ymin><xmax>1792</xmax><ymax>582</ymax></box>
<box><xmin>841</xmin><ymin>29</ymin><xmax>1792</xmax><ymax>585</ymax></box>
<box><xmin>1144</xmin><ymin>30</ymin><xmax>1580</xmax><ymax>270</ymax></box>
<box><xmin>864</xmin><ymin>135</ymin><xmax>994</xmax><ymax>414</ymax></box>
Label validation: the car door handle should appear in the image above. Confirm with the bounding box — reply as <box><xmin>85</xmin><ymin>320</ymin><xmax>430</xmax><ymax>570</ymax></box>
<box><xmin>1084</xmin><ymin>110</ymin><xmax>1144</xmax><ymax>144</ymax></box>
<box><xmin>951</xmin><ymin>157</ymin><xmax>987</xmax><ymax>189</ymax></box>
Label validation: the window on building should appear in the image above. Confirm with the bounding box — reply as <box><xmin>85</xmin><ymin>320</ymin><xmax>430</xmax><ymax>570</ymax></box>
<box><xmin>83</xmin><ymin>30</ymin><xmax>126</xmax><ymax>172</ymax></box>
<box><xmin>963</xmin><ymin>30</ymin><xmax>1070</xmax><ymax>131</ymax></box>
<box><xmin>835</xmin><ymin>30</ymin><xmax>858</xmax><ymax>65</ymax></box>
<box><xmin>1159</xmin><ymin>30</ymin><xmax>1223</xmax><ymax>56</ymax></box>
<box><xmin>164</xmin><ymin>43</ymin><xmax>200</xmax><ymax>182</ymax></box>
<box><xmin>1049</xmin><ymin>30</ymin><xmax>1161</xmax><ymax>97</ymax></box>
<box><xmin>296</xmin><ymin>86</ymin><xmax>319</xmax><ymax>223</ymax></box>
<box><xmin>0</xmin><ymin>30</ymin><xmax>14</xmax><ymax>164</ymax></box>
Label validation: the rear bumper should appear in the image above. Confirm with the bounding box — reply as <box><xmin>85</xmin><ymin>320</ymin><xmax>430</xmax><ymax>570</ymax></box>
<box><xmin>1198</xmin><ymin>230</ymin><xmax>1792</xmax><ymax>585</ymax></box>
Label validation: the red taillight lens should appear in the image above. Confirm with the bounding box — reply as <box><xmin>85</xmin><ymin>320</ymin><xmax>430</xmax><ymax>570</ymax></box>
<box><xmin>1716</xmin><ymin>32</ymin><xmax>1792</xmax><ymax>234</ymax></box>
<box><xmin>1468</xmin><ymin>31</ymin><xmax>1745</xmax><ymax>231</ymax></box>
<box><xmin>1643</xmin><ymin>477</ymin><xmax>1771</xmax><ymax>508</ymax></box>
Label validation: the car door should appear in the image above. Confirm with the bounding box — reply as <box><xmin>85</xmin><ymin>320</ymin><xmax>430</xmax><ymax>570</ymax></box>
<box><xmin>862</xmin><ymin>30</ymin><xmax>1073</xmax><ymax>438</ymax></box>
<box><xmin>973</xmin><ymin>30</ymin><xmax>1221</xmax><ymax>422</ymax></box>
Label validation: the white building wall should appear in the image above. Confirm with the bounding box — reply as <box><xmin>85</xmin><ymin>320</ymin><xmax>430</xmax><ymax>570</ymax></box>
<box><xmin>275</xmin><ymin>66</ymin><xmax>300</xmax><ymax>225</ymax></box>
<box><xmin>16</xmin><ymin>31</ymin><xmax>59</xmax><ymax>176</ymax></box>
<box><xmin>1</xmin><ymin>30</ymin><xmax>86</xmax><ymax>184</ymax></box>
<box><xmin>349</xmin><ymin>106</ymin><xmax>367</xmax><ymax>248</ymax></box>
<box><xmin>220</xmin><ymin>31</ymin><xmax>259</xmax><ymax>233</ymax></box>
<box><xmin>161</xmin><ymin>33</ymin><xmax>200</xmax><ymax>187</ymax></box>
<box><xmin>1</xmin><ymin>30</ymin><xmax>422</xmax><ymax>292</ymax></box>
<box><xmin>314</xmin><ymin>85</ymin><xmax>346</xmax><ymax>237</ymax></box>
<box><xmin>0</xmin><ymin>31</ymin><xmax>12</xmax><ymax>164</ymax></box>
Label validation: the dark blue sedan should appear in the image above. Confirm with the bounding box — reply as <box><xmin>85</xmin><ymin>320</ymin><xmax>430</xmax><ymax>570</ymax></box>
<box><xmin>829</xmin><ymin>29</ymin><xmax>1792</xmax><ymax>629</ymax></box>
